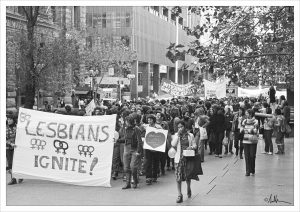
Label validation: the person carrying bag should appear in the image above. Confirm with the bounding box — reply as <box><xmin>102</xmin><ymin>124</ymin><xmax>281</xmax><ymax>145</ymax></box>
<box><xmin>168</xmin><ymin>120</ymin><xmax>203</xmax><ymax>204</ymax></box>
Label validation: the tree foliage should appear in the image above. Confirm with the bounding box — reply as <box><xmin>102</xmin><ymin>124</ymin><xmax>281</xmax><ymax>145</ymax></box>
<box><xmin>166</xmin><ymin>6</ymin><xmax>294</xmax><ymax>88</ymax></box>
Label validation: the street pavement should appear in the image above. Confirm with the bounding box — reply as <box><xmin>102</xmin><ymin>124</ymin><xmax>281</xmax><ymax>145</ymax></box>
<box><xmin>6</xmin><ymin>137</ymin><xmax>295</xmax><ymax>206</ymax></box>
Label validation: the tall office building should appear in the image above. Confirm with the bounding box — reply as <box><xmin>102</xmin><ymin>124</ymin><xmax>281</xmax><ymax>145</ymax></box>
<box><xmin>85</xmin><ymin>6</ymin><xmax>201</xmax><ymax>98</ymax></box>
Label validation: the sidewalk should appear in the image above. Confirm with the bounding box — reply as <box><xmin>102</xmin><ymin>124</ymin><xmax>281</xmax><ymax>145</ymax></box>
<box><xmin>6</xmin><ymin>138</ymin><xmax>294</xmax><ymax>206</ymax></box>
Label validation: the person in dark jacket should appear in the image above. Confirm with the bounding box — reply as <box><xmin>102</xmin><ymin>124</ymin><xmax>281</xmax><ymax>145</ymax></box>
<box><xmin>268</xmin><ymin>86</ymin><xmax>276</xmax><ymax>113</ymax></box>
<box><xmin>209</xmin><ymin>106</ymin><xmax>225</xmax><ymax>158</ymax></box>
<box><xmin>122</xmin><ymin>115</ymin><xmax>143</xmax><ymax>189</ymax></box>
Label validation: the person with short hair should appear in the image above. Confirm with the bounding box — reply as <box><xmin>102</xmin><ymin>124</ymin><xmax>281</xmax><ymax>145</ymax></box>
<box><xmin>263</xmin><ymin>107</ymin><xmax>276</xmax><ymax>155</ymax></box>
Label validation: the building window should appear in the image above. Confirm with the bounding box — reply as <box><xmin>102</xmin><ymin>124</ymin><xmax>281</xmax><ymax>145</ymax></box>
<box><xmin>86</xmin><ymin>12</ymin><xmax>92</xmax><ymax>27</ymax></box>
<box><xmin>115</xmin><ymin>13</ymin><xmax>121</xmax><ymax>28</ymax></box>
<box><xmin>150</xmin><ymin>72</ymin><xmax>153</xmax><ymax>86</ymax></box>
<box><xmin>179</xmin><ymin>17</ymin><xmax>183</xmax><ymax>25</ymax></box>
<box><xmin>51</xmin><ymin>6</ymin><xmax>56</xmax><ymax>22</ymax></box>
<box><xmin>171</xmin><ymin>13</ymin><xmax>176</xmax><ymax>25</ymax></box>
<box><xmin>74</xmin><ymin>6</ymin><xmax>80</xmax><ymax>29</ymax></box>
<box><xmin>162</xmin><ymin>7</ymin><xmax>168</xmax><ymax>21</ymax></box>
<box><xmin>102</xmin><ymin>13</ymin><xmax>106</xmax><ymax>28</ymax></box>
<box><xmin>125</xmin><ymin>13</ymin><xmax>130</xmax><ymax>27</ymax></box>
<box><xmin>138</xmin><ymin>72</ymin><xmax>142</xmax><ymax>85</ymax></box>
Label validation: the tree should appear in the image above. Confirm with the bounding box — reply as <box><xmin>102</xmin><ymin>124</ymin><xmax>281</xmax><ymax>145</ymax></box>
<box><xmin>166</xmin><ymin>6</ymin><xmax>294</xmax><ymax>88</ymax></box>
<box><xmin>79</xmin><ymin>36</ymin><xmax>137</xmax><ymax>98</ymax></box>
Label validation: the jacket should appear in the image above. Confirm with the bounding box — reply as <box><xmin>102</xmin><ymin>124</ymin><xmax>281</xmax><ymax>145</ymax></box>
<box><xmin>124</xmin><ymin>126</ymin><xmax>143</xmax><ymax>154</ymax></box>
<box><xmin>171</xmin><ymin>132</ymin><xmax>196</xmax><ymax>163</ymax></box>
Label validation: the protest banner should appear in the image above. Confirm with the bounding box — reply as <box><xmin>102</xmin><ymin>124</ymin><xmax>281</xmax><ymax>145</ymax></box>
<box><xmin>237</xmin><ymin>87</ymin><xmax>269</xmax><ymax>97</ymax></box>
<box><xmin>143</xmin><ymin>127</ymin><xmax>168</xmax><ymax>152</ymax></box>
<box><xmin>226</xmin><ymin>85</ymin><xmax>238</xmax><ymax>97</ymax></box>
<box><xmin>159</xmin><ymin>78</ymin><xmax>202</xmax><ymax>97</ymax></box>
<box><xmin>12</xmin><ymin>108</ymin><xmax>116</xmax><ymax>187</ymax></box>
<box><xmin>203</xmin><ymin>79</ymin><xmax>227</xmax><ymax>98</ymax></box>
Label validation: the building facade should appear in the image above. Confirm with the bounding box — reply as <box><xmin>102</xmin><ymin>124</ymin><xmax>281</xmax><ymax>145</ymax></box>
<box><xmin>85</xmin><ymin>6</ymin><xmax>201</xmax><ymax>99</ymax></box>
<box><xmin>6</xmin><ymin>6</ymin><xmax>201</xmax><ymax>109</ymax></box>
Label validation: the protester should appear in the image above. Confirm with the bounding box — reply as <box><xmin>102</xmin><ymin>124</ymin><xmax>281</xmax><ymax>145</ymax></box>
<box><xmin>6</xmin><ymin>113</ymin><xmax>23</xmax><ymax>185</ymax></box>
<box><xmin>171</xmin><ymin>120</ymin><xmax>197</xmax><ymax>203</ymax></box>
<box><xmin>268</xmin><ymin>86</ymin><xmax>276</xmax><ymax>114</ymax></box>
<box><xmin>122</xmin><ymin>115</ymin><xmax>143</xmax><ymax>189</ymax></box>
<box><xmin>274</xmin><ymin>108</ymin><xmax>285</xmax><ymax>154</ymax></box>
<box><xmin>144</xmin><ymin>114</ymin><xmax>162</xmax><ymax>185</ymax></box>
<box><xmin>232</xmin><ymin>107</ymin><xmax>246</xmax><ymax>159</ymax></box>
<box><xmin>194</xmin><ymin>108</ymin><xmax>209</xmax><ymax>162</ymax></box>
<box><xmin>241</xmin><ymin>109</ymin><xmax>259</xmax><ymax>176</ymax></box>
<box><xmin>224</xmin><ymin>108</ymin><xmax>234</xmax><ymax>155</ymax></box>
<box><xmin>262</xmin><ymin>107</ymin><xmax>276</xmax><ymax>155</ymax></box>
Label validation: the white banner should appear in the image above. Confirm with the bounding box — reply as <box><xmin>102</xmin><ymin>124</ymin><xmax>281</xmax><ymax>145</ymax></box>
<box><xmin>203</xmin><ymin>79</ymin><xmax>227</xmax><ymax>98</ymax></box>
<box><xmin>13</xmin><ymin>108</ymin><xmax>116</xmax><ymax>187</ymax></box>
<box><xmin>85</xmin><ymin>99</ymin><xmax>96</xmax><ymax>116</ymax></box>
<box><xmin>143</xmin><ymin>127</ymin><xmax>167</xmax><ymax>152</ymax></box>
<box><xmin>237</xmin><ymin>87</ymin><xmax>269</xmax><ymax>97</ymax></box>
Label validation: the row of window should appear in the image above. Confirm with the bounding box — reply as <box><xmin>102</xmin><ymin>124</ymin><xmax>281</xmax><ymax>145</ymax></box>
<box><xmin>144</xmin><ymin>6</ymin><xmax>183</xmax><ymax>26</ymax></box>
<box><xmin>86</xmin><ymin>35</ymin><xmax>130</xmax><ymax>48</ymax></box>
<box><xmin>86</xmin><ymin>11</ymin><xmax>131</xmax><ymax>28</ymax></box>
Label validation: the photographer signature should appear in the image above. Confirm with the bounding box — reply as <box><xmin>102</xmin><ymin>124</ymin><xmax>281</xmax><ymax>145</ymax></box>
<box><xmin>264</xmin><ymin>194</ymin><xmax>292</xmax><ymax>205</ymax></box>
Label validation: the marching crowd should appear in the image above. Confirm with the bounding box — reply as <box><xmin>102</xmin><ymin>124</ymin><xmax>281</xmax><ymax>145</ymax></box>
<box><xmin>6</xmin><ymin>86</ymin><xmax>292</xmax><ymax>203</ymax></box>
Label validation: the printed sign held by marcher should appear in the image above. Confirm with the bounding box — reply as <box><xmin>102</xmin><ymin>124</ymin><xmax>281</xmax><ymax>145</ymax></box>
<box><xmin>13</xmin><ymin>108</ymin><xmax>116</xmax><ymax>187</ymax></box>
<box><xmin>143</xmin><ymin>127</ymin><xmax>167</xmax><ymax>152</ymax></box>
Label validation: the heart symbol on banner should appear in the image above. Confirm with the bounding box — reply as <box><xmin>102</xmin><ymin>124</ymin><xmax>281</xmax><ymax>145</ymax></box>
<box><xmin>145</xmin><ymin>132</ymin><xmax>166</xmax><ymax>149</ymax></box>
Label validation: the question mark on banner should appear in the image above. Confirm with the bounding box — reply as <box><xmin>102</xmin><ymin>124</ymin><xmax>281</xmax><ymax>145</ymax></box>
<box><xmin>89</xmin><ymin>157</ymin><xmax>98</xmax><ymax>175</ymax></box>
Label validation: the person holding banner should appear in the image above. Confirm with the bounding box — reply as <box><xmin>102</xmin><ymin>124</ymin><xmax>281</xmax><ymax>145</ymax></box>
<box><xmin>122</xmin><ymin>115</ymin><xmax>143</xmax><ymax>189</ymax></box>
<box><xmin>6</xmin><ymin>114</ymin><xmax>23</xmax><ymax>185</ymax></box>
<box><xmin>170</xmin><ymin>120</ymin><xmax>197</xmax><ymax>203</ymax></box>
<box><xmin>144</xmin><ymin>114</ymin><xmax>162</xmax><ymax>185</ymax></box>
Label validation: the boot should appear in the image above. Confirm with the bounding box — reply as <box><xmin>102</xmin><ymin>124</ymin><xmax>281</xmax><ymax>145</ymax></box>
<box><xmin>8</xmin><ymin>178</ymin><xmax>17</xmax><ymax>185</ymax></box>
<box><xmin>122</xmin><ymin>173</ymin><xmax>131</xmax><ymax>189</ymax></box>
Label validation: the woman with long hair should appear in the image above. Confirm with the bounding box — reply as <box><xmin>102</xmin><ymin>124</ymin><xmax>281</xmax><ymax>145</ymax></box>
<box><xmin>171</xmin><ymin>120</ymin><xmax>197</xmax><ymax>203</ymax></box>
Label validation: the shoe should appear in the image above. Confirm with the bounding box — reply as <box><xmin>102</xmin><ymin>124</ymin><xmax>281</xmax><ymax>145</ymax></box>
<box><xmin>146</xmin><ymin>179</ymin><xmax>152</xmax><ymax>185</ymax></box>
<box><xmin>166</xmin><ymin>167</ymin><xmax>171</xmax><ymax>171</ymax></box>
<box><xmin>275</xmin><ymin>152</ymin><xmax>281</xmax><ymax>154</ymax></box>
<box><xmin>245</xmin><ymin>173</ymin><xmax>250</xmax><ymax>176</ymax></box>
<box><xmin>161</xmin><ymin>170</ymin><xmax>165</xmax><ymax>176</ymax></box>
<box><xmin>152</xmin><ymin>178</ymin><xmax>157</xmax><ymax>183</ymax></box>
<box><xmin>224</xmin><ymin>151</ymin><xmax>228</xmax><ymax>155</ymax></box>
<box><xmin>219</xmin><ymin>155</ymin><xmax>223</xmax><ymax>158</ymax></box>
<box><xmin>235</xmin><ymin>150</ymin><xmax>239</xmax><ymax>156</ymax></box>
<box><xmin>267</xmin><ymin>152</ymin><xmax>273</xmax><ymax>155</ymax></box>
<box><xmin>240</xmin><ymin>155</ymin><xmax>243</xmax><ymax>159</ymax></box>
<box><xmin>215</xmin><ymin>154</ymin><xmax>219</xmax><ymax>157</ymax></box>
<box><xmin>176</xmin><ymin>195</ymin><xmax>183</xmax><ymax>203</ymax></box>
<box><xmin>8</xmin><ymin>178</ymin><xmax>17</xmax><ymax>185</ymax></box>
<box><xmin>251</xmin><ymin>173</ymin><xmax>255</xmax><ymax>176</ymax></box>
<box><xmin>122</xmin><ymin>183</ymin><xmax>131</xmax><ymax>189</ymax></box>
<box><xmin>132</xmin><ymin>183</ymin><xmax>138</xmax><ymax>189</ymax></box>
<box><xmin>18</xmin><ymin>179</ymin><xmax>23</xmax><ymax>184</ymax></box>
<box><xmin>261</xmin><ymin>151</ymin><xmax>267</xmax><ymax>154</ymax></box>
<box><xmin>201</xmin><ymin>160</ymin><xmax>204</xmax><ymax>163</ymax></box>
<box><xmin>187</xmin><ymin>189</ymin><xmax>192</xmax><ymax>198</ymax></box>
